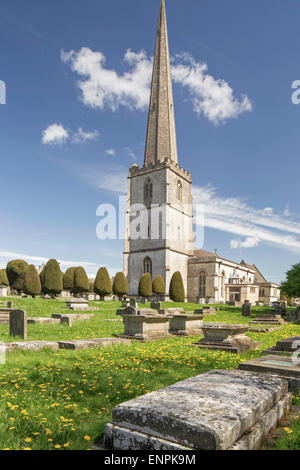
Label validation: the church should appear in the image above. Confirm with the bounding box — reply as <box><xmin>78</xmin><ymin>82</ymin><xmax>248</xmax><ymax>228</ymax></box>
<box><xmin>123</xmin><ymin>0</ymin><xmax>279</xmax><ymax>306</ymax></box>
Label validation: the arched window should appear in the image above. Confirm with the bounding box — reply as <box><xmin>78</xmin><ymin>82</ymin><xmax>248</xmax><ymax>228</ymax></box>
<box><xmin>143</xmin><ymin>257</ymin><xmax>152</xmax><ymax>277</ymax></box>
<box><xmin>176</xmin><ymin>180</ymin><xmax>182</xmax><ymax>201</ymax></box>
<box><xmin>199</xmin><ymin>270</ymin><xmax>206</xmax><ymax>297</ymax></box>
<box><xmin>144</xmin><ymin>178</ymin><xmax>153</xmax><ymax>202</ymax></box>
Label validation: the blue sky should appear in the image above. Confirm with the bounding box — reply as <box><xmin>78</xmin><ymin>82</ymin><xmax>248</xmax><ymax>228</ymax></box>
<box><xmin>0</xmin><ymin>0</ymin><xmax>300</xmax><ymax>283</ymax></box>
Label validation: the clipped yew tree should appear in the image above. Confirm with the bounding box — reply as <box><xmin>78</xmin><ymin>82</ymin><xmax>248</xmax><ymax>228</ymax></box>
<box><xmin>43</xmin><ymin>259</ymin><xmax>63</xmax><ymax>297</ymax></box>
<box><xmin>94</xmin><ymin>267</ymin><xmax>112</xmax><ymax>299</ymax></box>
<box><xmin>152</xmin><ymin>275</ymin><xmax>165</xmax><ymax>295</ymax></box>
<box><xmin>63</xmin><ymin>267</ymin><xmax>76</xmax><ymax>292</ymax></box>
<box><xmin>23</xmin><ymin>265</ymin><xmax>41</xmax><ymax>298</ymax></box>
<box><xmin>0</xmin><ymin>269</ymin><xmax>9</xmax><ymax>286</ymax></box>
<box><xmin>6</xmin><ymin>260</ymin><xmax>28</xmax><ymax>293</ymax></box>
<box><xmin>113</xmin><ymin>272</ymin><xmax>128</xmax><ymax>300</ymax></box>
<box><xmin>73</xmin><ymin>267</ymin><xmax>89</xmax><ymax>295</ymax></box>
<box><xmin>138</xmin><ymin>273</ymin><xmax>152</xmax><ymax>298</ymax></box>
<box><xmin>169</xmin><ymin>271</ymin><xmax>185</xmax><ymax>302</ymax></box>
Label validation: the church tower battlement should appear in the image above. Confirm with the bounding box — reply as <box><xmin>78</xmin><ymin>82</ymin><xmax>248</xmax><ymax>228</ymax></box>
<box><xmin>123</xmin><ymin>0</ymin><xmax>194</xmax><ymax>297</ymax></box>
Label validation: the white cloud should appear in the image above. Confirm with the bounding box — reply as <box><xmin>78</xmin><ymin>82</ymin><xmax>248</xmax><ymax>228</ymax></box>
<box><xmin>61</xmin><ymin>47</ymin><xmax>152</xmax><ymax>111</ymax></box>
<box><xmin>193</xmin><ymin>184</ymin><xmax>300</xmax><ymax>253</ymax></box>
<box><xmin>230</xmin><ymin>237</ymin><xmax>260</xmax><ymax>249</ymax></box>
<box><xmin>105</xmin><ymin>149</ymin><xmax>116</xmax><ymax>156</ymax></box>
<box><xmin>42</xmin><ymin>123</ymin><xmax>69</xmax><ymax>145</ymax></box>
<box><xmin>172</xmin><ymin>53</ymin><xmax>252</xmax><ymax>124</ymax></box>
<box><xmin>72</xmin><ymin>127</ymin><xmax>99</xmax><ymax>143</ymax></box>
<box><xmin>61</xmin><ymin>47</ymin><xmax>252</xmax><ymax>124</ymax></box>
<box><xmin>42</xmin><ymin>124</ymin><xmax>99</xmax><ymax>145</ymax></box>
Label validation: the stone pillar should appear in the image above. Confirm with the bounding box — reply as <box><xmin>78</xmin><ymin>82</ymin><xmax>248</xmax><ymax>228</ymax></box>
<box><xmin>10</xmin><ymin>310</ymin><xmax>27</xmax><ymax>340</ymax></box>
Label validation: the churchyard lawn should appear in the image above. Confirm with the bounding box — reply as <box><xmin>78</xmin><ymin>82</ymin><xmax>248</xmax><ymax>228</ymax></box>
<box><xmin>0</xmin><ymin>296</ymin><xmax>299</xmax><ymax>450</ymax></box>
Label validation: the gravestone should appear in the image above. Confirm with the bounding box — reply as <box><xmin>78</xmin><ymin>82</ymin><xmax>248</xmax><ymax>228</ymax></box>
<box><xmin>158</xmin><ymin>307</ymin><xmax>184</xmax><ymax>316</ymax></box>
<box><xmin>249</xmin><ymin>314</ymin><xmax>285</xmax><ymax>325</ymax></box>
<box><xmin>242</xmin><ymin>300</ymin><xmax>251</xmax><ymax>317</ymax></box>
<box><xmin>10</xmin><ymin>309</ymin><xmax>27</xmax><ymax>340</ymax></box>
<box><xmin>0</xmin><ymin>286</ymin><xmax>8</xmax><ymax>297</ymax></box>
<box><xmin>263</xmin><ymin>336</ymin><xmax>300</xmax><ymax>357</ymax></box>
<box><xmin>119</xmin><ymin>315</ymin><xmax>170</xmax><ymax>342</ymax></box>
<box><xmin>7</xmin><ymin>301</ymin><xmax>13</xmax><ymax>309</ymax></box>
<box><xmin>286</xmin><ymin>311</ymin><xmax>299</xmax><ymax>323</ymax></box>
<box><xmin>58</xmin><ymin>338</ymin><xmax>131</xmax><ymax>350</ymax></box>
<box><xmin>150</xmin><ymin>301</ymin><xmax>162</xmax><ymax>311</ymax></box>
<box><xmin>65</xmin><ymin>299</ymin><xmax>90</xmax><ymax>311</ymax></box>
<box><xmin>130</xmin><ymin>298</ymin><xmax>138</xmax><ymax>308</ymax></box>
<box><xmin>169</xmin><ymin>314</ymin><xmax>203</xmax><ymax>336</ymax></box>
<box><xmin>104</xmin><ymin>370</ymin><xmax>291</xmax><ymax>450</ymax></box>
<box><xmin>191</xmin><ymin>323</ymin><xmax>260</xmax><ymax>353</ymax></box>
<box><xmin>116</xmin><ymin>306</ymin><xmax>137</xmax><ymax>317</ymax></box>
<box><xmin>239</xmin><ymin>355</ymin><xmax>300</xmax><ymax>392</ymax></box>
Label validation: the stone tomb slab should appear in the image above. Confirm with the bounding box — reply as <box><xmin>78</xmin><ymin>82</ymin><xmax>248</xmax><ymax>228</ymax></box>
<box><xmin>190</xmin><ymin>323</ymin><xmax>260</xmax><ymax>353</ymax></box>
<box><xmin>169</xmin><ymin>314</ymin><xmax>203</xmax><ymax>336</ymax></box>
<box><xmin>27</xmin><ymin>317</ymin><xmax>61</xmax><ymax>325</ymax></box>
<box><xmin>4</xmin><ymin>341</ymin><xmax>59</xmax><ymax>351</ymax></box>
<box><xmin>65</xmin><ymin>299</ymin><xmax>97</xmax><ymax>311</ymax></box>
<box><xmin>52</xmin><ymin>313</ymin><xmax>94</xmax><ymax>322</ymax></box>
<box><xmin>249</xmin><ymin>314</ymin><xmax>285</xmax><ymax>325</ymax></box>
<box><xmin>58</xmin><ymin>338</ymin><xmax>131</xmax><ymax>350</ymax></box>
<box><xmin>119</xmin><ymin>315</ymin><xmax>171</xmax><ymax>342</ymax></box>
<box><xmin>239</xmin><ymin>355</ymin><xmax>300</xmax><ymax>392</ymax></box>
<box><xmin>104</xmin><ymin>369</ymin><xmax>291</xmax><ymax>450</ymax></box>
<box><xmin>263</xmin><ymin>336</ymin><xmax>300</xmax><ymax>356</ymax></box>
<box><xmin>248</xmin><ymin>326</ymin><xmax>281</xmax><ymax>333</ymax></box>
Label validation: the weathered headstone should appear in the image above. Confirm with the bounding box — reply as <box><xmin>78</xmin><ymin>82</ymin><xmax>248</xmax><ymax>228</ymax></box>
<box><xmin>7</xmin><ymin>301</ymin><xmax>13</xmax><ymax>309</ymax></box>
<box><xmin>150</xmin><ymin>301</ymin><xmax>162</xmax><ymax>311</ymax></box>
<box><xmin>191</xmin><ymin>323</ymin><xmax>260</xmax><ymax>353</ymax></box>
<box><xmin>242</xmin><ymin>300</ymin><xmax>251</xmax><ymax>317</ymax></box>
<box><xmin>169</xmin><ymin>315</ymin><xmax>203</xmax><ymax>336</ymax></box>
<box><xmin>116</xmin><ymin>306</ymin><xmax>138</xmax><ymax>317</ymax></box>
<box><xmin>130</xmin><ymin>298</ymin><xmax>138</xmax><ymax>308</ymax></box>
<box><xmin>119</xmin><ymin>315</ymin><xmax>170</xmax><ymax>342</ymax></box>
<box><xmin>10</xmin><ymin>309</ymin><xmax>27</xmax><ymax>340</ymax></box>
<box><xmin>104</xmin><ymin>370</ymin><xmax>291</xmax><ymax>450</ymax></box>
<box><xmin>249</xmin><ymin>314</ymin><xmax>285</xmax><ymax>325</ymax></box>
<box><xmin>239</xmin><ymin>355</ymin><xmax>300</xmax><ymax>392</ymax></box>
<box><xmin>263</xmin><ymin>336</ymin><xmax>300</xmax><ymax>357</ymax></box>
<box><xmin>0</xmin><ymin>286</ymin><xmax>8</xmax><ymax>297</ymax></box>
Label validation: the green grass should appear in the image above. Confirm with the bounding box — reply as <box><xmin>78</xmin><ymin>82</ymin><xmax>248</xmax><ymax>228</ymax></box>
<box><xmin>0</xmin><ymin>296</ymin><xmax>299</xmax><ymax>450</ymax></box>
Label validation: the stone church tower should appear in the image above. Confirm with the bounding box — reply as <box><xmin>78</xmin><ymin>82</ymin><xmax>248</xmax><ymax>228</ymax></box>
<box><xmin>123</xmin><ymin>0</ymin><xmax>194</xmax><ymax>296</ymax></box>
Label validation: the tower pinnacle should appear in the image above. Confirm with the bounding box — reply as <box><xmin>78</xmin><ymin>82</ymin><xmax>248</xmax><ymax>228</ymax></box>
<box><xmin>144</xmin><ymin>0</ymin><xmax>178</xmax><ymax>166</ymax></box>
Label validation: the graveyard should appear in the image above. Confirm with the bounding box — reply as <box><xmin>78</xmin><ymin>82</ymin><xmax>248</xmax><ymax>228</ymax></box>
<box><xmin>0</xmin><ymin>295</ymin><xmax>300</xmax><ymax>450</ymax></box>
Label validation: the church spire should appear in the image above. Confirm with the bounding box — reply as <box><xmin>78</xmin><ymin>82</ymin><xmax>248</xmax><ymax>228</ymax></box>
<box><xmin>144</xmin><ymin>0</ymin><xmax>178</xmax><ymax>166</ymax></box>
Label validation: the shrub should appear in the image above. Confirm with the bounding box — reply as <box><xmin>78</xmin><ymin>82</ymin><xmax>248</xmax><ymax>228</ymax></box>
<box><xmin>113</xmin><ymin>272</ymin><xmax>128</xmax><ymax>299</ymax></box>
<box><xmin>43</xmin><ymin>259</ymin><xmax>63</xmax><ymax>296</ymax></box>
<box><xmin>23</xmin><ymin>265</ymin><xmax>41</xmax><ymax>298</ymax></box>
<box><xmin>63</xmin><ymin>267</ymin><xmax>76</xmax><ymax>292</ymax></box>
<box><xmin>169</xmin><ymin>271</ymin><xmax>185</xmax><ymax>302</ymax></box>
<box><xmin>73</xmin><ymin>267</ymin><xmax>89</xmax><ymax>295</ymax></box>
<box><xmin>138</xmin><ymin>273</ymin><xmax>152</xmax><ymax>298</ymax></box>
<box><xmin>152</xmin><ymin>275</ymin><xmax>165</xmax><ymax>295</ymax></box>
<box><xmin>6</xmin><ymin>260</ymin><xmax>28</xmax><ymax>293</ymax></box>
<box><xmin>94</xmin><ymin>267</ymin><xmax>112</xmax><ymax>298</ymax></box>
<box><xmin>0</xmin><ymin>269</ymin><xmax>9</xmax><ymax>287</ymax></box>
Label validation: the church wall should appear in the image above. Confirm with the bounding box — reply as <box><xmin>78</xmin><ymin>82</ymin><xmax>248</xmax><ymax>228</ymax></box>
<box><xmin>127</xmin><ymin>249</ymin><xmax>167</xmax><ymax>296</ymax></box>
